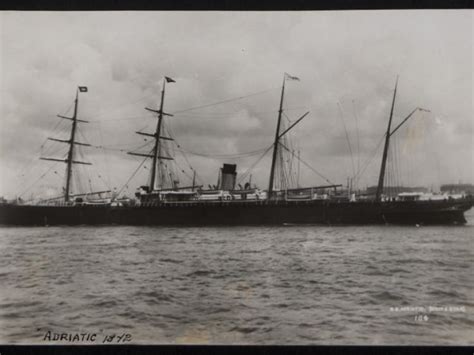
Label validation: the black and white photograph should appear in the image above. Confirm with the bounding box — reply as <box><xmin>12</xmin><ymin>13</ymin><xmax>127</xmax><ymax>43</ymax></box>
<box><xmin>0</xmin><ymin>8</ymin><xmax>473</xmax><ymax>349</ymax></box>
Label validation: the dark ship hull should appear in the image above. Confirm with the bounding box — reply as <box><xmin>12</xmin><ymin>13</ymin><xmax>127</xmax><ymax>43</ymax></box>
<box><xmin>0</xmin><ymin>198</ymin><xmax>471</xmax><ymax>226</ymax></box>
<box><xmin>4</xmin><ymin>78</ymin><xmax>472</xmax><ymax>227</ymax></box>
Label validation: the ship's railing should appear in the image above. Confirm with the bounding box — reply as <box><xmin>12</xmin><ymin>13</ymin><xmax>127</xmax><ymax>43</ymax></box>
<box><xmin>34</xmin><ymin>200</ymin><xmax>108</xmax><ymax>207</ymax></box>
<box><xmin>34</xmin><ymin>200</ymin><xmax>66</xmax><ymax>206</ymax></box>
<box><xmin>283</xmin><ymin>187</ymin><xmax>338</xmax><ymax>201</ymax></box>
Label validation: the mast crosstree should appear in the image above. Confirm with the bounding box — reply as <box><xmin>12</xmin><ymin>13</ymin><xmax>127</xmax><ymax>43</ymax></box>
<box><xmin>40</xmin><ymin>86</ymin><xmax>90</xmax><ymax>202</ymax></box>
<box><xmin>267</xmin><ymin>73</ymin><xmax>309</xmax><ymax>199</ymax></box>
<box><xmin>375</xmin><ymin>77</ymin><xmax>431</xmax><ymax>202</ymax></box>
<box><xmin>128</xmin><ymin>76</ymin><xmax>175</xmax><ymax>192</ymax></box>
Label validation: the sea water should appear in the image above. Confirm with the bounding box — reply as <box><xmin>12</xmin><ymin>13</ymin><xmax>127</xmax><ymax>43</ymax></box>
<box><xmin>0</xmin><ymin>210</ymin><xmax>473</xmax><ymax>344</ymax></box>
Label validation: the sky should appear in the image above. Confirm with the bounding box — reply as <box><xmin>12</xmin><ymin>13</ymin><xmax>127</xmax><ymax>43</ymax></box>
<box><xmin>0</xmin><ymin>11</ymin><xmax>472</xmax><ymax>199</ymax></box>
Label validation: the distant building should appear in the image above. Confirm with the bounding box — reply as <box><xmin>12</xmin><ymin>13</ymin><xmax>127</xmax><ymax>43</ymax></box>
<box><xmin>440</xmin><ymin>184</ymin><xmax>474</xmax><ymax>195</ymax></box>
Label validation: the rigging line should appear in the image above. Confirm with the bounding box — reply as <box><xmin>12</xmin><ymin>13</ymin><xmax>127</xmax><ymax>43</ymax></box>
<box><xmin>17</xmin><ymin>111</ymin><xmax>71</xmax><ymax>180</ymax></box>
<box><xmin>282</xmin><ymin>111</ymin><xmax>292</xmax><ymax>123</ymax></box>
<box><xmin>238</xmin><ymin>146</ymin><xmax>273</xmax><ymax>183</ymax></box>
<box><xmin>337</xmin><ymin>102</ymin><xmax>356</xmax><ymax>181</ymax></box>
<box><xmin>58</xmin><ymin>99</ymin><xmax>75</xmax><ymax>118</ymax></box>
<box><xmin>180</xmin><ymin>150</ymin><xmax>204</xmax><ymax>185</ymax></box>
<box><xmin>298</xmin><ymin>157</ymin><xmax>334</xmax><ymax>185</ymax></box>
<box><xmin>388</xmin><ymin>144</ymin><xmax>393</xmax><ymax>194</ymax></box>
<box><xmin>172</xmin><ymin>87</ymin><xmax>279</xmax><ymax>114</ymax></box>
<box><xmin>76</xmin><ymin>129</ymin><xmax>111</xmax><ymax>192</ymax></box>
<box><xmin>354</xmin><ymin>134</ymin><xmax>386</xmax><ymax>181</ymax></box>
<box><xmin>128</xmin><ymin>140</ymin><xmax>155</xmax><ymax>153</ymax></box>
<box><xmin>86</xmin><ymin>95</ymin><xmax>150</xmax><ymax>120</ymax></box>
<box><xmin>41</xmin><ymin>138</ymin><xmax>64</xmax><ymax>158</ymax></box>
<box><xmin>95</xmin><ymin>173</ymin><xmax>111</xmax><ymax>192</ymax></box>
<box><xmin>173</xmin><ymin>109</ymin><xmax>279</xmax><ymax>117</ymax></box>
<box><xmin>39</xmin><ymin>99</ymin><xmax>75</xmax><ymax>148</ymax></box>
<box><xmin>88</xmin><ymin>115</ymin><xmax>154</xmax><ymax>123</ymax></box>
<box><xmin>48</xmin><ymin>120</ymin><xmax>71</xmax><ymax>141</ymax></box>
<box><xmin>135</xmin><ymin>113</ymin><xmax>156</xmax><ymax>133</ymax></box>
<box><xmin>173</xmin><ymin>160</ymin><xmax>194</xmax><ymax>182</ymax></box>
<box><xmin>36</xmin><ymin>98</ymin><xmax>76</xmax><ymax>155</ymax></box>
<box><xmin>398</xmin><ymin>135</ymin><xmax>403</xmax><ymax>191</ymax></box>
<box><xmin>77</xmin><ymin>151</ymin><xmax>92</xmax><ymax>194</ymax></box>
<box><xmin>284</xmin><ymin>141</ymin><xmax>298</xmax><ymax>187</ymax></box>
<box><xmin>388</xmin><ymin>138</ymin><xmax>394</xmax><ymax>194</ymax></box>
<box><xmin>79</xmin><ymin>140</ymin><xmax>154</xmax><ymax>153</ymax></box>
<box><xmin>100</xmin><ymin>141</ymin><xmax>151</xmax><ymax>148</ymax></box>
<box><xmin>163</xmin><ymin>125</ymin><xmax>203</xmax><ymax>185</ymax></box>
<box><xmin>390</xmin><ymin>137</ymin><xmax>395</xmax><ymax>192</ymax></box>
<box><xmin>39</xmin><ymin>140</ymin><xmax>69</xmax><ymax>164</ymax></box>
<box><xmin>285</xmin><ymin>106</ymin><xmax>308</xmax><ymax>111</ymax></box>
<box><xmin>77</xmin><ymin>127</ymin><xmax>91</xmax><ymax>145</ymax></box>
<box><xmin>280</xmin><ymin>144</ymin><xmax>335</xmax><ymax>185</ymax></box>
<box><xmin>394</xmin><ymin>134</ymin><xmax>401</xmax><ymax>192</ymax></box>
<box><xmin>164</xmin><ymin>124</ymin><xmax>193</xmax><ymax>168</ymax></box>
<box><xmin>116</xmin><ymin>148</ymin><xmax>153</xmax><ymax>196</ymax></box>
<box><xmin>236</xmin><ymin>145</ymin><xmax>274</xmax><ymax>185</ymax></box>
<box><xmin>176</xmin><ymin>147</ymin><xmax>269</xmax><ymax>159</ymax></box>
<box><xmin>392</xmin><ymin>145</ymin><xmax>397</xmax><ymax>194</ymax></box>
<box><xmin>385</xmin><ymin>151</ymin><xmax>390</xmax><ymax>197</ymax></box>
<box><xmin>40</xmin><ymin>119</ymin><xmax>64</xmax><ymax>149</ymax></box>
<box><xmin>175</xmin><ymin>144</ymin><xmax>194</xmax><ymax>171</ymax></box>
<box><xmin>97</xmin><ymin>121</ymin><xmax>112</xmax><ymax>190</ymax></box>
<box><xmin>17</xmin><ymin>163</ymin><xmax>59</xmax><ymax>198</ymax></box>
<box><xmin>164</xmin><ymin>115</ymin><xmax>270</xmax><ymax>160</ymax></box>
<box><xmin>172</xmin><ymin>112</ymin><xmax>276</xmax><ymax>121</ymax></box>
<box><xmin>352</xmin><ymin>100</ymin><xmax>361</xmax><ymax>183</ymax></box>
<box><xmin>280</xmin><ymin>132</ymin><xmax>289</xmax><ymax>189</ymax></box>
<box><xmin>88</xmin><ymin>146</ymin><xmax>133</xmax><ymax>153</ymax></box>
<box><xmin>17</xmin><ymin>143</ymin><xmax>57</xmax><ymax>183</ymax></box>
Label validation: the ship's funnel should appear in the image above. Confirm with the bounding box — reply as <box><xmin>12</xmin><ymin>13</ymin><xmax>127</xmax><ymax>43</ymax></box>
<box><xmin>218</xmin><ymin>164</ymin><xmax>237</xmax><ymax>191</ymax></box>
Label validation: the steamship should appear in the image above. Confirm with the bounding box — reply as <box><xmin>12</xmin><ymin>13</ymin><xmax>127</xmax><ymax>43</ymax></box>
<box><xmin>0</xmin><ymin>75</ymin><xmax>472</xmax><ymax>226</ymax></box>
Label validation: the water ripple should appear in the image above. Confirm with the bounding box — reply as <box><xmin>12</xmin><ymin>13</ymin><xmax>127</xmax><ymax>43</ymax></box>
<box><xmin>1</xmin><ymin>213</ymin><xmax>473</xmax><ymax>344</ymax></box>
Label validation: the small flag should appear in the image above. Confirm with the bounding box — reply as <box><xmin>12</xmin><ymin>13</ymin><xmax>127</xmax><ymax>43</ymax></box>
<box><xmin>165</xmin><ymin>76</ymin><xmax>176</xmax><ymax>83</ymax></box>
<box><xmin>78</xmin><ymin>86</ymin><xmax>88</xmax><ymax>92</ymax></box>
<box><xmin>284</xmin><ymin>73</ymin><xmax>300</xmax><ymax>81</ymax></box>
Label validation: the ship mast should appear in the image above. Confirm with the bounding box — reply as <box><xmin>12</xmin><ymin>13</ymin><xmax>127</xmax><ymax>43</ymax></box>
<box><xmin>267</xmin><ymin>75</ymin><xmax>286</xmax><ymax>199</ymax></box>
<box><xmin>40</xmin><ymin>86</ymin><xmax>91</xmax><ymax>202</ymax></box>
<box><xmin>128</xmin><ymin>76</ymin><xmax>175</xmax><ymax>192</ymax></box>
<box><xmin>150</xmin><ymin>78</ymin><xmax>166</xmax><ymax>191</ymax></box>
<box><xmin>64</xmin><ymin>91</ymin><xmax>79</xmax><ymax>202</ymax></box>
<box><xmin>375</xmin><ymin>77</ymin><xmax>398</xmax><ymax>202</ymax></box>
<box><xmin>267</xmin><ymin>73</ymin><xmax>309</xmax><ymax>200</ymax></box>
<box><xmin>374</xmin><ymin>77</ymin><xmax>432</xmax><ymax>202</ymax></box>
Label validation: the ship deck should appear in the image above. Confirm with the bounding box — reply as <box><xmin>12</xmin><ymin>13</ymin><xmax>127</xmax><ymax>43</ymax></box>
<box><xmin>21</xmin><ymin>195</ymin><xmax>472</xmax><ymax>210</ymax></box>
